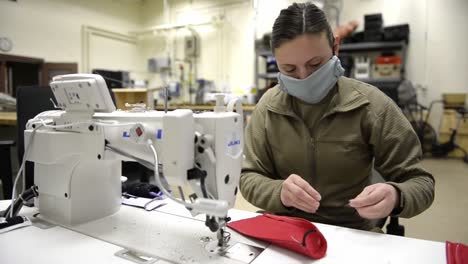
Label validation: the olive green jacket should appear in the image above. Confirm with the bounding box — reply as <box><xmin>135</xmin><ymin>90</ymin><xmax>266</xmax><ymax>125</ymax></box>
<box><xmin>240</xmin><ymin>77</ymin><xmax>435</xmax><ymax>230</ymax></box>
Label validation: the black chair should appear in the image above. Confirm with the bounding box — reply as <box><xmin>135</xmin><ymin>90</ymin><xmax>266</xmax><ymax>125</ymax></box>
<box><xmin>16</xmin><ymin>86</ymin><xmax>56</xmax><ymax>190</ymax></box>
<box><xmin>0</xmin><ymin>140</ymin><xmax>15</xmax><ymax>199</ymax></box>
<box><xmin>376</xmin><ymin>215</ymin><xmax>405</xmax><ymax>236</ymax></box>
<box><xmin>0</xmin><ymin>86</ymin><xmax>55</xmax><ymax>199</ymax></box>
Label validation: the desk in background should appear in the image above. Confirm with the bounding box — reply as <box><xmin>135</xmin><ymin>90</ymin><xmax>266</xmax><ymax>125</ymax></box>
<box><xmin>0</xmin><ymin>104</ymin><xmax>256</xmax><ymax>128</ymax></box>
<box><xmin>155</xmin><ymin>104</ymin><xmax>256</xmax><ymax>124</ymax></box>
<box><xmin>155</xmin><ymin>104</ymin><xmax>256</xmax><ymax>112</ymax></box>
<box><xmin>0</xmin><ymin>104</ymin><xmax>255</xmax><ymax>127</ymax></box>
<box><xmin>0</xmin><ymin>112</ymin><xmax>16</xmax><ymax>126</ymax></box>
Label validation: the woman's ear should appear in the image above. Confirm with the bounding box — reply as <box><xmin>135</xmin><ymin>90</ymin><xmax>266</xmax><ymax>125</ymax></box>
<box><xmin>333</xmin><ymin>35</ymin><xmax>341</xmax><ymax>56</ymax></box>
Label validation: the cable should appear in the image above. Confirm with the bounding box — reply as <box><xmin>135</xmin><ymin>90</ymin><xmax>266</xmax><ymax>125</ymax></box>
<box><xmin>93</xmin><ymin>120</ymin><xmax>139</xmax><ymax>127</ymax></box>
<box><xmin>105</xmin><ymin>145</ymin><xmax>154</xmax><ymax>170</ymax></box>
<box><xmin>29</xmin><ymin>119</ymin><xmax>93</xmax><ymax>129</ymax></box>
<box><xmin>3</xmin><ymin>185</ymin><xmax>38</xmax><ymax>219</ymax></box>
<box><xmin>10</xmin><ymin>125</ymin><xmax>41</xmax><ymax>218</ymax></box>
<box><xmin>148</xmin><ymin>141</ymin><xmax>194</xmax><ymax>209</ymax></box>
<box><xmin>29</xmin><ymin>116</ymin><xmax>138</xmax><ymax>129</ymax></box>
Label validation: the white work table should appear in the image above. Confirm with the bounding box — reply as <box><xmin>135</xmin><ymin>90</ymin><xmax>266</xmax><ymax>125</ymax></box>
<box><xmin>0</xmin><ymin>199</ymin><xmax>445</xmax><ymax>264</ymax></box>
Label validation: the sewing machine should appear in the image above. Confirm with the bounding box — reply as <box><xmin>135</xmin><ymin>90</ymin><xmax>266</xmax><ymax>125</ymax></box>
<box><xmin>23</xmin><ymin>74</ymin><xmax>244</xmax><ymax>250</ymax></box>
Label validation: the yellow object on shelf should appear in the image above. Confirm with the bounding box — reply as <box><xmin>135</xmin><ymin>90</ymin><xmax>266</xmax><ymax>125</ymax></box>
<box><xmin>442</xmin><ymin>93</ymin><xmax>466</xmax><ymax>109</ymax></box>
<box><xmin>439</xmin><ymin>110</ymin><xmax>468</xmax><ymax>158</ymax></box>
<box><xmin>0</xmin><ymin>111</ymin><xmax>16</xmax><ymax>126</ymax></box>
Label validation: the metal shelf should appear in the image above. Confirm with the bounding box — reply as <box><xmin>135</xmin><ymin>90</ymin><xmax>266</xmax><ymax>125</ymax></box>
<box><xmin>340</xmin><ymin>41</ymin><xmax>405</xmax><ymax>52</ymax></box>
<box><xmin>256</xmin><ymin>49</ymin><xmax>273</xmax><ymax>57</ymax></box>
<box><xmin>258</xmin><ymin>73</ymin><xmax>278</xmax><ymax>79</ymax></box>
<box><xmin>357</xmin><ymin>78</ymin><xmax>402</xmax><ymax>84</ymax></box>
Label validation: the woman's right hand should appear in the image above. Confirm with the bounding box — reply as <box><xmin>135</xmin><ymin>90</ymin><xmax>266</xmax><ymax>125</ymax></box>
<box><xmin>280</xmin><ymin>174</ymin><xmax>321</xmax><ymax>213</ymax></box>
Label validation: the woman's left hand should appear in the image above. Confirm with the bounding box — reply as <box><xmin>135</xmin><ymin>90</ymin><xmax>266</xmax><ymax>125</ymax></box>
<box><xmin>348</xmin><ymin>183</ymin><xmax>399</xmax><ymax>219</ymax></box>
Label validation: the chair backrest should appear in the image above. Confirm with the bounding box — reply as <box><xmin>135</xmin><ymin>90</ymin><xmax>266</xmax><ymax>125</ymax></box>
<box><xmin>16</xmin><ymin>86</ymin><xmax>55</xmax><ymax>189</ymax></box>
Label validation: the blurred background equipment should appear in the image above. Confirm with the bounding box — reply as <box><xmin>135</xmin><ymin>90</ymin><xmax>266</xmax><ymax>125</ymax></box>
<box><xmin>384</xmin><ymin>24</ymin><xmax>410</xmax><ymax>43</ymax></box>
<box><xmin>148</xmin><ymin>57</ymin><xmax>171</xmax><ymax>73</ymax></box>
<box><xmin>158</xmin><ymin>81</ymin><xmax>181</xmax><ymax>101</ymax></box>
<box><xmin>364</xmin><ymin>13</ymin><xmax>384</xmax><ymax>42</ymax></box>
<box><xmin>399</xmin><ymin>83</ymin><xmax>468</xmax><ymax>163</ymax></box>
<box><xmin>373</xmin><ymin>56</ymin><xmax>401</xmax><ymax>79</ymax></box>
<box><xmin>92</xmin><ymin>69</ymin><xmax>131</xmax><ymax>89</ymax></box>
<box><xmin>184</xmin><ymin>34</ymin><xmax>200</xmax><ymax>58</ymax></box>
<box><xmin>354</xmin><ymin>56</ymin><xmax>371</xmax><ymax>79</ymax></box>
<box><xmin>195</xmin><ymin>79</ymin><xmax>215</xmax><ymax>104</ymax></box>
<box><xmin>339</xmin><ymin>13</ymin><xmax>409</xmax><ymax>105</ymax></box>
<box><xmin>0</xmin><ymin>93</ymin><xmax>16</xmax><ymax>111</ymax></box>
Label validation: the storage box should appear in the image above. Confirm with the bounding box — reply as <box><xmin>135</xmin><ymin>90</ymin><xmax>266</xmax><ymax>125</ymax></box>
<box><xmin>384</xmin><ymin>24</ymin><xmax>410</xmax><ymax>43</ymax></box>
<box><xmin>112</xmin><ymin>88</ymin><xmax>154</xmax><ymax>110</ymax></box>
<box><xmin>364</xmin><ymin>29</ymin><xmax>384</xmax><ymax>42</ymax></box>
<box><xmin>372</xmin><ymin>56</ymin><xmax>401</xmax><ymax>79</ymax></box>
<box><xmin>442</xmin><ymin>93</ymin><xmax>466</xmax><ymax>109</ymax></box>
<box><xmin>353</xmin><ymin>56</ymin><xmax>371</xmax><ymax>79</ymax></box>
<box><xmin>364</xmin><ymin>13</ymin><xmax>383</xmax><ymax>30</ymax></box>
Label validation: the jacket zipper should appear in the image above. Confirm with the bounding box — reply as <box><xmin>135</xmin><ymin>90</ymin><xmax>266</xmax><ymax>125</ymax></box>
<box><xmin>292</xmin><ymin>114</ymin><xmax>315</xmax><ymax>188</ymax></box>
<box><xmin>310</xmin><ymin>116</ymin><xmax>326</xmax><ymax>190</ymax></box>
<box><xmin>266</xmin><ymin>107</ymin><xmax>324</xmax><ymax>188</ymax></box>
<box><xmin>270</xmin><ymin>109</ymin><xmax>315</xmax><ymax>184</ymax></box>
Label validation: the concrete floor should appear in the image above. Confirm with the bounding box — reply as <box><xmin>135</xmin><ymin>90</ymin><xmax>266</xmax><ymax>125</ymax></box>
<box><xmin>234</xmin><ymin>158</ymin><xmax>468</xmax><ymax>244</ymax></box>
<box><xmin>399</xmin><ymin>159</ymin><xmax>468</xmax><ymax>244</ymax></box>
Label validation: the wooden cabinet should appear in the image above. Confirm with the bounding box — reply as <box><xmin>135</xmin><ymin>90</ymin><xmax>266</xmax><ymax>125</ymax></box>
<box><xmin>0</xmin><ymin>54</ymin><xmax>43</xmax><ymax>97</ymax></box>
<box><xmin>0</xmin><ymin>54</ymin><xmax>77</xmax><ymax>97</ymax></box>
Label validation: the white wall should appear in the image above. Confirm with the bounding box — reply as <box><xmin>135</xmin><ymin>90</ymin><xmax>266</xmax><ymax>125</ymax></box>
<box><xmin>425</xmin><ymin>0</ymin><xmax>468</xmax><ymax>103</ymax></box>
<box><xmin>255</xmin><ymin>0</ymin><xmax>299</xmax><ymax>38</ymax></box>
<box><xmin>0</xmin><ymin>0</ymin><xmax>143</xmax><ymax>75</ymax></box>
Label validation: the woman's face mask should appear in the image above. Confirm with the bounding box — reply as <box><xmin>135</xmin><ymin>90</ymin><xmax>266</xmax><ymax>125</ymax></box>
<box><xmin>278</xmin><ymin>55</ymin><xmax>345</xmax><ymax>104</ymax></box>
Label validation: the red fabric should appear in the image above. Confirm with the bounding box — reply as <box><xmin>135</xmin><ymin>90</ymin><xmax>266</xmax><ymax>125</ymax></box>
<box><xmin>447</xmin><ymin>241</ymin><xmax>468</xmax><ymax>264</ymax></box>
<box><xmin>227</xmin><ymin>214</ymin><xmax>327</xmax><ymax>259</ymax></box>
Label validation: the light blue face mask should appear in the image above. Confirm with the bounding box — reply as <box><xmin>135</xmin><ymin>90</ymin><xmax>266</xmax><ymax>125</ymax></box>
<box><xmin>278</xmin><ymin>55</ymin><xmax>345</xmax><ymax>104</ymax></box>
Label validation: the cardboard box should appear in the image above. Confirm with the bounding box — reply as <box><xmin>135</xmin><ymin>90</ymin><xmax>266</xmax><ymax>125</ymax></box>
<box><xmin>442</xmin><ymin>93</ymin><xmax>466</xmax><ymax>109</ymax></box>
<box><xmin>438</xmin><ymin>110</ymin><xmax>468</xmax><ymax>158</ymax></box>
<box><xmin>112</xmin><ymin>88</ymin><xmax>154</xmax><ymax>110</ymax></box>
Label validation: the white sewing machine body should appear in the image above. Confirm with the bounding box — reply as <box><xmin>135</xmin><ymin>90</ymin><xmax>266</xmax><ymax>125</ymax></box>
<box><xmin>25</xmin><ymin>122</ymin><xmax>121</xmax><ymax>225</ymax></box>
<box><xmin>23</xmin><ymin>74</ymin><xmax>244</xmax><ymax>237</ymax></box>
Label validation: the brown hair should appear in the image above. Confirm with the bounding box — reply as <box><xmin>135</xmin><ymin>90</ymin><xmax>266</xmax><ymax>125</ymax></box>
<box><xmin>271</xmin><ymin>2</ymin><xmax>334</xmax><ymax>51</ymax></box>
